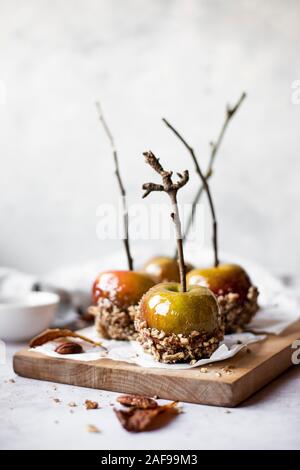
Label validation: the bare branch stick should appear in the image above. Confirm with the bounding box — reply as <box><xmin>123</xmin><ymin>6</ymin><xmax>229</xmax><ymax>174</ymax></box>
<box><xmin>142</xmin><ymin>151</ymin><xmax>189</xmax><ymax>292</ymax></box>
<box><xmin>163</xmin><ymin>118</ymin><xmax>219</xmax><ymax>267</ymax></box>
<box><xmin>95</xmin><ymin>102</ymin><xmax>134</xmax><ymax>271</ymax></box>
<box><xmin>176</xmin><ymin>91</ymin><xmax>246</xmax><ymax>245</ymax></box>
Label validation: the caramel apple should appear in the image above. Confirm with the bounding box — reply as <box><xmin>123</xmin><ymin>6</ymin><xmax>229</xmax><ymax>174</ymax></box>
<box><xmin>90</xmin><ymin>270</ymin><xmax>155</xmax><ymax>340</ymax></box>
<box><xmin>187</xmin><ymin>264</ymin><xmax>259</xmax><ymax>333</ymax></box>
<box><xmin>136</xmin><ymin>282</ymin><xmax>223</xmax><ymax>363</ymax></box>
<box><xmin>163</xmin><ymin>111</ymin><xmax>259</xmax><ymax>334</ymax></box>
<box><xmin>143</xmin><ymin>256</ymin><xmax>194</xmax><ymax>283</ymax></box>
<box><xmin>135</xmin><ymin>151</ymin><xmax>224</xmax><ymax>363</ymax></box>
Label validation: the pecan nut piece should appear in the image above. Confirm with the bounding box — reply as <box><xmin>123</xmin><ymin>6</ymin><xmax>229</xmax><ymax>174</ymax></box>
<box><xmin>114</xmin><ymin>401</ymin><xmax>179</xmax><ymax>432</ymax></box>
<box><xmin>55</xmin><ymin>342</ymin><xmax>83</xmax><ymax>355</ymax></box>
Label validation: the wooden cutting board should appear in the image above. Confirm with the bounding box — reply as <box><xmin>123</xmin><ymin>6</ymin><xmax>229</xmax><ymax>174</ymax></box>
<box><xmin>13</xmin><ymin>320</ymin><xmax>300</xmax><ymax>407</ymax></box>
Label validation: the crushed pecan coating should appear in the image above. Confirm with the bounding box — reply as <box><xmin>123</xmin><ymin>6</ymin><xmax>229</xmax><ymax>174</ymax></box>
<box><xmin>86</xmin><ymin>424</ymin><xmax>100</xmax><ymax>433</ymax></box>
<box><xmin>85</xmin><ymin>400</ymin><xmax>99</xmax><ymax>410</ymax></box>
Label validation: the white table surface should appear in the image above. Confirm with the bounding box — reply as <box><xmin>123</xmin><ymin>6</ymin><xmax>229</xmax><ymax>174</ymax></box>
<box><xmin>1</xmin><ymin>340</ymin><xmax>300</xmax><ymax>450</ymax></box>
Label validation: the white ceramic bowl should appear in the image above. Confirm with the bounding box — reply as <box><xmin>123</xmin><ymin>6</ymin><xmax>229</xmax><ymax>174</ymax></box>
<box><xmin>0</xmin><ymin>292</ymin><xmax>59</xmax><ymax>341</ymax></box>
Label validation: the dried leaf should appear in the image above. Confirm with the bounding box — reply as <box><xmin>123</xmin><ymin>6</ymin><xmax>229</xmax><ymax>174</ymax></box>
<box><xmin>85</xmin><ymin>400</ymin><xmax>99</xmax><ymax>410</ymax></box>
<box><xmin>117</xmin><ymin>394</ymin><xmax>157</xmax><ymax>409</ymax></box>
<box><xmin>29</xmin><ymin>328</ymin><xmax>103</xmax><ymax>349</ymax></box>
<box><xmin>114</xmin><ymin>401</ymin><xmax>178</xmax><ymax>432</ymax></box>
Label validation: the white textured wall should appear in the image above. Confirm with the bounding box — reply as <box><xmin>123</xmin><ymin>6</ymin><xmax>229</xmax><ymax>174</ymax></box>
<box><xmin>0</xmin><ymin>0</ymin><xmax>299</xmax><ymax>276</ymax></box>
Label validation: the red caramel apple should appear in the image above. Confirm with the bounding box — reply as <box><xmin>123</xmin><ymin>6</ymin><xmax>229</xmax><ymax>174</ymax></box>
<box><xmin>143</xmin><ymin>256</ymin><xmax>194</xmax><ymax>283</ymax></box>
<box><xmin>187</xmin><ymin>264</ymin><xmax>259</xmax><ymax>333</ymax></box>
<box><xmin>135</xmin><ymin>282</ymin><xmax>223</xmax><ymax>363</ymax></box>
<box><xmin>90</xmin><ymin>271</ymin><xmax>155</xmax><ymax>340</ymax></box>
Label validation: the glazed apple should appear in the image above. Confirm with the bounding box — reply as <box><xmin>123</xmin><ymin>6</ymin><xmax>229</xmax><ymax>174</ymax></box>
<box><xmin>91</xmin><ymin>270</ymin><xmax>155</xmax><ymax>340</ymax></box>
<box><xmin>143</xmin><ymin>256</ymin><xmax>194</xmax><ymax>283</ymax></box>
<box><xmin>187</xmin><ymin>264</ymin><xmax>259</xmax><ymax>333</ymax></box>
<box><xmin>135</xmin><ymin>282</ymin><xmax>224</xmax><ymax>363</ymax></box>
<box><xmin>140</xmin><ymin>282</ymin><xmax>219</xmax><ymax>335</ymax></box>
<box><xmin>93</xmin><ymin>271</ymin><xmax>155</xmax><ymax>309</ymax></box>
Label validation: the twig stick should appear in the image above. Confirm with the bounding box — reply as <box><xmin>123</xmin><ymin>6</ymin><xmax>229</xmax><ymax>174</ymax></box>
<box><xmin>95</xmin><ymin>102</ymin><xmax>134</xmax><ymax>271</ymax></box>
<box><xmin>163</xmin><ymin>118</ymin><xmax>219</xmax><ymax>267</ymax></box>
<box><xmin>142</xmin><ymin>151</ymin><xmax>189</xmax><ymax>292</ymax></box>
<box><xmin>178</xmin><ymin>92</ymin><xmax>246</xmax><ymax>245</ymax></box>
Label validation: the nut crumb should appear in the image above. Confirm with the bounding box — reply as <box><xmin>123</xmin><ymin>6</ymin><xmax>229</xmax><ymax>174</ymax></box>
<box><xmin>5</xmin><ymin>379</ymin><xmax>15</xmax><ymax>384</ymax></box>
<box><xmin>85</xmin><ymin>400</ymin><xmax>99</xmax><ymax>410</ymax></box>
<box><xmin>53</xmin><ymin>398</ymin><xmax>61</xmax><ymax>403</ymax></box>
<box><xmin>200</xmin><ymin>367</ymin><xmax>208</xmax><ymax>373</ymax></box>
<box><xmin>68</xmin><ymin>402</ymin><xmax>77</xmax><ymax>407</ymax></box>
<box><xmin>136</xmin><ymin>314</ymin><xmax>223</xmax><ymax>364</ymax></box>
<box><xmin>86</xmin><ymin>424</ymin><xmax>100</xmax><ymax>433</ymax></box>
<box><xmin>215</xmin><ymin>372</ymin><xmax>222</xmax><ymax>377</ymax></box>
<box><xmin>29</xmin><ymin>328</ymin><xmax>102</xmax><ymax>349</ymax></box>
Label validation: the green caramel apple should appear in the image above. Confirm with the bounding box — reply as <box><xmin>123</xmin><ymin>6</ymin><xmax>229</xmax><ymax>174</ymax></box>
<box><xmin>143</xmin><ymin>256</ymin><xmax>194</xmax><ymax>283</ymax></box>
<box><xmin>140</xmin><ymin>282</ymin><xmax>220</xmax><ymax>336</ymax></box>
<box><xmin>187</xmin><ymin>264</ymin><xmax>252</xmax><ymax>302</ymax></box>
<box><xmin>92</xmin><ymin>270</ymin><xmax>155</xmax><ymax>309</ymax></box>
